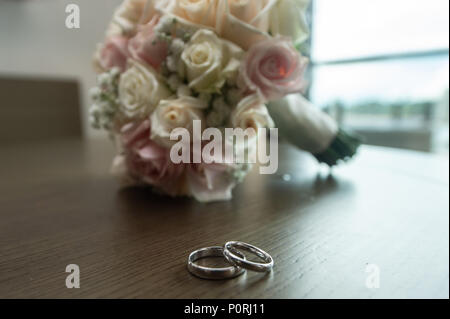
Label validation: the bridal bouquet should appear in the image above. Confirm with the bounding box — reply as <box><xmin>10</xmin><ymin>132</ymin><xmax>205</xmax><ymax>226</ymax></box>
<box><xmin>90</xmin><ymin>0</ymin><xmax>360</xmax><ymax>203</ymax></box>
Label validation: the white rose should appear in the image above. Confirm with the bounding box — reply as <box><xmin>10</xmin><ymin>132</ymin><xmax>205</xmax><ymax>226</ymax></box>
<box><xmin>269</xmin><ymin>0</ymin><xmax>310</xmax><ymax>45</ymax></box>
<box><xmin>231</xmin><ymin>94</ymin><xmax>274</xmax><ymax>131</ymax></box>
<box><xmin>181</xmin><ymin>29</ymin><xmax>244</xmax><ymax>93</ymax></box>
<box><xmin>151</xmin><ymin>96</ymin><xmax>207</xmax><ymax>147</ymax></box>
<box><xmin>118</xmin><ymin>60</ymin><xmax>171</xmax><ymax>118</ymax></box>
<box><xmin>215</xmin><ymin>0</ymin><xmax>277</xmax><ymax>50</ymax></box>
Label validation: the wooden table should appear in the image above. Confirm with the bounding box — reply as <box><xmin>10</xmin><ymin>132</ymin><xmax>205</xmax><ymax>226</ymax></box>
<box><xmin>0</xmin><ymin>139</ymin><xmax>448</xmax><ymax>299</ymax></box>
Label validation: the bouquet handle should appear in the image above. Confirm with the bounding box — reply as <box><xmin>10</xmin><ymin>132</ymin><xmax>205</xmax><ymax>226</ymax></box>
<box><xmin>268</xmin><ymin>94</ymin><xmax>362</xmax><ymax>166</ymax></box>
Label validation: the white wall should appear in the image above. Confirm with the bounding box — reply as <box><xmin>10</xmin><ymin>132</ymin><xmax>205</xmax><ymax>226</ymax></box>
<box><xmin>0</xmin><ymin>0</ymin><xmax>123</xmax><ymax>138</ymax></box>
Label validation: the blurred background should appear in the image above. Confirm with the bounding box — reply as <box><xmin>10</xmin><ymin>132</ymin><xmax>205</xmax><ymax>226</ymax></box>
<box><xmin>307</xmin><ymin>0</ymin><xmax>449</xmax><ymax>153</ymax></box>
<box><xmin>0</xmin><ymin>0</ymin><xmax>448</xmax><ymax>153</ymax></box>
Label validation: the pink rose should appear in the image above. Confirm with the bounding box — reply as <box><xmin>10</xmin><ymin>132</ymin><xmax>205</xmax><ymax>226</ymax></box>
<box><xmin>116</xmin><ymin>120</ymin><xmax>239</xmax><ymax>202</ymax></box>
<box><xmin>240</xmin><ymin>37</ymin><xmax>308</xmax><ymax>101</ymax></box>
<box><xmin>120</xmin><ymin>120</ymin><xmax>186</xmax><ymax>196</ymax></box>
<box><xmin>128</xmin><ymin>16</ymin><xmax>168</xmax><ymax>70</ymax></box>
<box><xmin>99</xmin><ymin>35</ymin><xmax>130</xmax><ymax>72</ymax></box>
<box><xmin>185</xmin><ymin>143</ymin><xmax>237</xmax><ymax>202</ymax></box>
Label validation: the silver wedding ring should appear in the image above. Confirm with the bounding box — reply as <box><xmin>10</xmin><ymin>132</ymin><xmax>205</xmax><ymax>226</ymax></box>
<box><xmin>187</xmin><ymin>242</ymin><xmax>274</xmax><ymax>280</ymax></box>
<box><xmin>223</xmin><ymin>241</ymin><xmax>274</xmax><ymax>273</ymax></box>
<box><xmin>187</xmin><ymin>246</ymin><xmax>246</xmax><ymax>280</ymax></box>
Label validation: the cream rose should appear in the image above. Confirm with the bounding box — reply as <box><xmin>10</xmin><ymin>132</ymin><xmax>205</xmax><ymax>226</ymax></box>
<box><xmin>107</xmin><ymin>0</ymin><xmax>147</xmax><ymax>36</ymax></box>
<box><xmin>118</xmin><ymin>60</ymin><xmax>171</xmax><ymax>118</ymax></box>
<box><xmin>181</xmin><ymin>29</ymin><xmax>244</xmax><ymax>93</ymax></box>
<box><xmin>270</xmin><ymin>0</ymin><xmax>310</xmax><ymax>44</ymax></box>
<box><xmin>168</xmin><ymin>0</ymin><xmax>218</xmax><ymax>28</ymax></box>
<box><xmin>215</xmin><ymin>0</ymin><xmax>277</xmax><ymax>49</ymax></box>
<box><xmin>108</xmin><ymin>0</ymin><xmax>171</xmax><ymax>36</ymax></box>
<box><xmin>151</xmin><ymin>96</ymin><xmax>207</xmax><ymax>147</ymax></box>
<box><xmin>165</xmin><ymin>0</ymin><xmax>278</xmax><ymax>50</ymax></box>
<box><xmin>231</xmin><ymin>94</ymin><xmax>275</xmax><ymax>131</ymax></box>
<box><xmin>230</xmin><ymin>94</ymin><xmax>274</xmax><ymax>161</ymax></box>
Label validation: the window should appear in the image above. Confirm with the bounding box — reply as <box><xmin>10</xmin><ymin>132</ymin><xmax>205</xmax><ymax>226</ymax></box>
<box><xmin>309</xmin><ymin>0</ymin><xmax>449</xmax><ymax>153</ymax></box>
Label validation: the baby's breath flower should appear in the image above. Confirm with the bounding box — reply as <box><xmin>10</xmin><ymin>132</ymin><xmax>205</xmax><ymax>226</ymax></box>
<box><xmin>110</xmin><ymin>67</ymin><xmax>121</xmax><ymax>78</ymax></box>
<box><xmin>98</xmin><ymin>73</ymin><xmax>110</xmax><ymax>86</ymax></box>
<box><xmin>170</xmin><ymin>38</ymin><xmax>185</xmax><ymax>56</ymax></box>
<box><xmin>89</xmin><ymin>87</ymin><xmax>102</xmax><ymax>100</ymax></box>
<box><xmin>89</xmin><ymin>68</ymin><xmax>121</xmax><ymax>131</ymax></box>
<box><xmin>155</xmin><ymin>15</ymin><xmax>174</xmax><ymax>35</ymax></box>
<box><xmin>167</xmin><ymin>74</ymin><xmax>181</xmax><ymax>91</ymax></box>
<box><xmin>166</xmin><ymin>55</ymin><xmax>178</xmax><ymax>73</ymax></box>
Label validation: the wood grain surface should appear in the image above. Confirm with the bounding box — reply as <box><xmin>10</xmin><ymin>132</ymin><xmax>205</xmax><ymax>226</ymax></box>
<box><xmin>0</xmin><ymin>139</ymin><xmax>448</xmax><ymax>299</ymax></box>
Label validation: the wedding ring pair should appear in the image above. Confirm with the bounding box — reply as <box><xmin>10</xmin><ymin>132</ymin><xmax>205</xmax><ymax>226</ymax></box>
<box><xmin>187</xmin><ymin>241</ymin><xmax>274</xmax><ymax>280</ymax></box>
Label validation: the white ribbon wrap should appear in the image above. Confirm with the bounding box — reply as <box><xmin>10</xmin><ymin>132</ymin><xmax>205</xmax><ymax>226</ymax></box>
<box><xmin>267</xmin><ymin>94</ymin><xmax>339</xmax><ymax>154</ymax></box>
